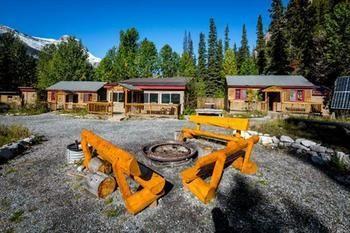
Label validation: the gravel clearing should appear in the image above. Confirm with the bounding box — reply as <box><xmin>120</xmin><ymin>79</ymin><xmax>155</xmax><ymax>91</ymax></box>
<box><xmin>0</xmin><ymin>113</ymin><xmax>349</xmax><ymax>233</ymax></box>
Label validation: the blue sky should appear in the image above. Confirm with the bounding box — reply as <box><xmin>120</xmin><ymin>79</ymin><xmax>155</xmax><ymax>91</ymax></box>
<box><xmin>1</xmin><ymin>0</ymin><xmax>279</xmax><ymax>58</ymax></box>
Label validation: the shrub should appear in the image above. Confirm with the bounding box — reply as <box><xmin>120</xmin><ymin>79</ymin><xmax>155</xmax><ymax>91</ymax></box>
<box><xmin>0</xmin><ymin>124</ymin><xmax>31</xmax><ymax>147</ymax></box>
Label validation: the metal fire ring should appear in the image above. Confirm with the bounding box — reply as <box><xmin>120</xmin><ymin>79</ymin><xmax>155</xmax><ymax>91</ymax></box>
<box><xmin>143</xmin><ymin>141</ymin><xmax>197</xmax><ymax>162</ymax></box>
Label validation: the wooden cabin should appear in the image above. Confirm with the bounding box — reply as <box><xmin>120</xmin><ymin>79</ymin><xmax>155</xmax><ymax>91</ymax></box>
<box><xmin>226</xmin><ymin>75</ymin><xmax>326</xmax><ymax>115</ymax></box>
<box><xmin>104</xmin><ymin>77</ymin><xmax>189</xmax><ymax>118</ymax></box>
<box><xmin>0</xmin><ymin>87</ymin><xmax>37</xmax><ymax>107</ymax></box>
<box><xmin>46</xmin><ymin>81</ymin><xmax>107</xmax><ymax>111</ymax></box>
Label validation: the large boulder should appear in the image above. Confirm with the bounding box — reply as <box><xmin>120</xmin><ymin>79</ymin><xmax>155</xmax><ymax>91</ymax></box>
<box><xmin>271</xmin><ymin>136</ymin><xmax>280</xmax><ymax>144</ymax></box>
<box><xmin>310</xmin><ymin>145</ymin><xmax>327</xmax><ymax>153</ymax></box>
<box><xmin>280</xmin><ymin>135</ymin><xmax>294</xmax><ymax>143</ymax></box>
<box><xmin>291</xmin><ymin>142</ymin><xmax>310</xmax><ymax>151</ymax></box>
<box><xmin>311</xmin><ymin>153</ymin><xmax>326</xmax><ymax>165</ymax></box>
<box><xmin>260</xmin><ymin>136</ymin><xmax>273</xmax><ymax>146</ymax></box>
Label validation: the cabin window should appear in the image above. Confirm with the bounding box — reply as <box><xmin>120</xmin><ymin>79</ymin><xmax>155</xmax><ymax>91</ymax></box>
<box><xmin>235</xmin><ymin>89</ymin><xmax>246</xmax><ymax>100</ymax></box>
<box><xmin>171</xmin><ymin>94</ymin><xmax>180</xmax><ymax>104</ymax></box>
<box><xmin>150</xmin><ymin>93</ymin><xmax>159</xmax><ymax>103</ymax></box>
<box><xmin>113</xmin><ymin>92</ymin><xmax>124</xmax><ymax>102</ymax></box>
<box><xmin>83</xmin><ymin>93</ymin><xmax>93</xmax><ymax>102</ymax></box>
<box><xmin>162</xmin><ymin>94</ymin><xmax>170</xmax><ymax>104</ymax></box>
<box><xmin>51</xmin><ymin>92</ymin><xmax>56</xmax><ymax>101</ymax></box>
<box><xmin>289</xmin><ymin>90</ymin><xmax>304</xmax><ymax>102</ymax></box>
<box><xmin>144</xmin><ymin>93</ymin><xmax>150</xmax><ymax>103</ymax></box>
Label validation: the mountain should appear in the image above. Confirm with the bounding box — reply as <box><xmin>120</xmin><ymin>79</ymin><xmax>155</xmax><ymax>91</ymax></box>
<box><xmin>0</xmin><ymin>25</ymin><xmax>101</xmax><ymax>67</ymax></box>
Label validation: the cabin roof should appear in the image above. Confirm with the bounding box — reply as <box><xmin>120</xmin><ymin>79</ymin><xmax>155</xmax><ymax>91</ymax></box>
<box><xmin>120</xmin><ymin>77</ymin><xmax>190</xmax><ymax>86</ymax></box>
<box><xmin>226</xmin><ymin>75</ymin><xmax>315</xmax><ymax>88</ymax></box>
<box><xmin>46</xmin><ymin>81</ymin><xmax>106</xmax><ymax>92</ymax></box>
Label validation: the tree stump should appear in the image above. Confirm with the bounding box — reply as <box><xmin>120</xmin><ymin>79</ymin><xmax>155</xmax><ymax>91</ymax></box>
<box><xmin>88</xmin><ymin>157</ymin><xmax>112</xmax><ymax>174</ymax></box>
<box><xmin>85</xmin><ymin>172</ymin><xmax>116</xmax><ymax>198</ymax></box>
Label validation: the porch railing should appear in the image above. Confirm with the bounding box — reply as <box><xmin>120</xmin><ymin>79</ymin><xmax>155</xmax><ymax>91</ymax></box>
<box><xmin>125</xmin><ymin>103</ymin><xmax>180</xmax><ymax>117</ymax></box>
<box><xmin>87</xmin><ymin>102</ymin><xmax>112</xmax><ymax>115</ymax></box>
<box><xmin>64</xmin><ymin>103</ymin><xmax>87</xmax><ymax>110</ymax></box>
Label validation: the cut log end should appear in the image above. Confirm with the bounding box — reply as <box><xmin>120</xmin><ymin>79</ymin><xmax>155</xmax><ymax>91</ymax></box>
<box><xmin>85</xmin><ymin>172</ymin><xmax>116</xmax><ymax>198</ymax></box>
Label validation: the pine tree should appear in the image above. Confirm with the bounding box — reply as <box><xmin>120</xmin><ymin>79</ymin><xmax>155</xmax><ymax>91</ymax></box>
<box><xmin>237</xmin><ymin>24</ymin><xmax>250</xmax><ymax>70</ymax></box>
<box><xmin>197</xmin><ymin>32</ymin><xmax>207</xmax><ymax>79</ymax></box>
<box><xmin>267</xmin><ymin>0</ymin><xmax>291</xmax><ymax>74</ymax></box>
<box><xmin>179</xmin><ymin>52</ymin><xmax>196</xmax><ymax>77</ymax></box>
<box><xmin>256</xmin><ymin>15</ymin><xmax>267</xmax><ymax>74</ymax></box>
<box><xmin>207</xmin><ymin>18</ymin><xmax>219</xmax><ymax>97</ymax></box>
<box><xmin>183</xmin><ymin>31</ymin><xmax>188</xmax><ymax>53</ymax></box>
<box><xmin>135</xmin><ymin>39</ymin><xmax>158</xmax><ymax>77</ymax></box>
<box><xmin>95</xmin><ymin>47</ymin><xmax>118</xmax><ymax>82</ymax></box>
<box><xmin>223</xmin><ymin>48</ymin><xmax>238</xmax><ymax>75</ymax></box>
<box><xmin>239</xmin><ymin>57</ymin><xmax>258</xmax><ymax>75</ymax></box>
<box><xmin>224</xmin><ymin>25</ymin><xmax>230</xmax><ymax>52</ymax></box>
<box><xmin>188</xmin><ymin>32</ymin><xmax>194</xmax><ymax>61</ymax></box>
<box><xmin>0</xmin><ymin>32</ymin><xmax>36</xmax><ymax>90</ymax></box>
<box><xmin>159</xmin><ymin>44</ymin><xmax>179</xmax><ymax>77</ymax></box>
<box><xmin>114</xmin><ymin>28</ymin><xmax>140</xmax><ymax>80</ymax></box>
<box><xmin>37</xmin><ymin>37</ymin><xmax>93</xmax><ymax>89</ymax></box>
<box><xmin>324</xmin><ymin>2</ymin><xmax>350</xmax><ymax>86</ymax></box>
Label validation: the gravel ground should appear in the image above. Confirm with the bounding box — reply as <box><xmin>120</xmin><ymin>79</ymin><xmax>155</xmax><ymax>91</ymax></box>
<box><xmin>0</xmin><ymin>112</ymin><xmax>349</xmax><ymax>233</ymax></box>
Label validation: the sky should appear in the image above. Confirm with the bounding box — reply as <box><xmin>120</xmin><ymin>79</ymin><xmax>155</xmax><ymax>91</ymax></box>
<box><xmin>1</xmin><ymin>0</ymin><xmax>278</xmax><ymax>59</ymax></box>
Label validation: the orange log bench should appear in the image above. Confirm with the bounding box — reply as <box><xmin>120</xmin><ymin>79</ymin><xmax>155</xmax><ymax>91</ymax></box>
<box><xmin>179</xmin><ymin>116</ymin><xmax>259</xmax><ymax>204</ymax></box>
<box><xmin>81</xmin><ymin>129</ymin><xmax>166</xmax><ymax>215</ymax></box>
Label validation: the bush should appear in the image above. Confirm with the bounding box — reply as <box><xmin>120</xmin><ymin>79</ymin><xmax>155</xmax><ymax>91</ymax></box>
<box><xmin>8</xmin><ymin>101</ymin><xmax>48</xmax><ymax>115</ymax></box>
<box><xmin>0</xmin><ymin>124</ymin><xmax>31</xmax><ymax>147</ymax></box>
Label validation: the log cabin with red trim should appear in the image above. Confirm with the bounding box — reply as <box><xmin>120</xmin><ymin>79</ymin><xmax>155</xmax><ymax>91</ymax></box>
<box><xmin>226</xmin><ymin>75</ymin><xmax>328</xmax><ymax>115</ymax></box>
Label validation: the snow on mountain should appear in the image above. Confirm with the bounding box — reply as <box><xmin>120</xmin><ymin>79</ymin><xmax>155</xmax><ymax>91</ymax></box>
<box><xmin>0</xmin><ymin>25</ymin><xmax>101</xmax><ymax>67</ymax></box>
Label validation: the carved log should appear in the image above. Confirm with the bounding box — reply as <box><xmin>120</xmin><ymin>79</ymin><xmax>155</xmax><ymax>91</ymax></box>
<box><xmin>88</xmin><ymin>157</ymin><xmax>112</xmax><ymax>174</ymax></box>
<box><xmin>85</xmin><ymin>172</ymin><xmax>116</xmax><ymax>198</ymax></box>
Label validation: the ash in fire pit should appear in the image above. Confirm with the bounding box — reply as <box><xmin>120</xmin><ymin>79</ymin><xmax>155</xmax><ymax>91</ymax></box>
<box><xmin>143</xmin><ymin>141</ymin><xmax>197</xmax><ymax>167</ymax></box>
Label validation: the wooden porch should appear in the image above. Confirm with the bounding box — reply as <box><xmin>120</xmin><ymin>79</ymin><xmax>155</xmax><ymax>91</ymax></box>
<box><xmin>125</xmin><ymin>103</ymin><xmax>180</xmax><ymax>118</ymax></box>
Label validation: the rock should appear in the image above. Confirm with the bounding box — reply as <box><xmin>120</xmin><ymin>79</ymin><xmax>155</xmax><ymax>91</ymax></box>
<box><xmin>77</xmin><ymin>165</ymin><xmax>85</xmax><ymax>172</ymax></box>
<box><xmin>319</xmin><ymin>152</ymin><xmax>331</xmax><ymax>163</ymax></box>
<box><xmin>280</xmin><ymin>135</ymin><xmax>294</xmax><ymax>143</ymax></box>
<box><xmin>336</xmin><ymin>152</ymin><xmax>350</xmax><ymax>167</ymax></box>
<box><xmin>297</xmin><ymin>139</ymin><xmax>317</xmax><ymax>148</ymax></box>
<box><xmin>260</xmin><ymin>136</ymin><xmax>273</xmax><ymax>146</ymax></box>
<box><xmin>271</xmin><ymin>136</ymin><xmax>280</xmax><ymax>144</ymax></box>
<box><xmin>247</xmin><ymin>130</ymin><xmax>258</xmax><ymax>136</ymax></box>
<box><xmin>0</xmin><ymin>147</ymin><xmax>15</xmax><ymax>160</ymax></box>
<box><xmin>263</xmin><ymin>134</ymin><xmax>270</xmax><ymax>137</ymax></box>
<box><xmin>310</xmin><ymin>145</ymin><xmax>327</xmax><ymax>153</ymax></box>
<box><xmin>325</xmin><ymin>148</ymin><xmax>334</xmax><ymax>155</ymax></box>
<box><xmin>291</xmin><ymin>143</ymin><xmax>310</xmax><ymax>151</ymax></box>
<box><xmin>279</xmin><ymin>142</ymin><xmax>292</xmax><ymax>148</ymax></box>
<box><xmin>311</xmin><ymin>154</ymin><xmax>325</xmax><ymax>165</ymax></box>
<box><xmin>241</xmin><ymin>131</ymin><xmax>251</xmax><ymax>139</ymax></box>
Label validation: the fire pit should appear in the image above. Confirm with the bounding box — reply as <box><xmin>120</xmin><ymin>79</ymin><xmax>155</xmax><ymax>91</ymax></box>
<box><xmin>143</xmin><ymin>141</ymin><xmax>197</xmax><ymax>167</ymax></box>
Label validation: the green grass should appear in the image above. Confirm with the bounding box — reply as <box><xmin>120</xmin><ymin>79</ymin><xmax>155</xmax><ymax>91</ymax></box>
<box><xmin>227</xmin><ymin>110</ymin><xmax>267</xmax><ymax>119</ymax></box>
<box><xmin>9</xmin><ymin>210</ymin><xmax>24</xmax><ymax>223</ymax></box>
<box><xmin>0</xmin><ymin>124</ymin><xmax>31</xmax><ymax>147</ymax></box>
<box><xmin>104</xmin><ymin>197</ymin><xmax>113</xmax><ymax>205</ymax></box>
<box><xmin>8</xmin><ymin>102</ymin><xmax>48</xmax><ymax>116</ymax></box>
<box><xmin>60</xmin><ymin>108</ymin><xmax>88</xmax><ymax>117</ymax></box>
<box><xmin>104</xmin><ymin>208</ymin><xmax>120</xmax><ymax>218</ymax></box>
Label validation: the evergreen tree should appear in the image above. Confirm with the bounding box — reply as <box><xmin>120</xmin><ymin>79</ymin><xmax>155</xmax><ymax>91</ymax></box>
<box><xmin>233</xmin><ymin>43</ymin><xmax>238</xmax><ymax>57</ymax></box>
<box><xmin>224</xmin><ymin>25</ymin><xmax>230</xmax><ymax>52</ymax></box>
<box><xmin>135</xmin><ymin>39</ymin><xmax>158</xmax><ymax>77</ymax></box>
<box><xmin>159</xmin><ymin>44</ymin><xmax>179</xmax><ymax>77</ymax></box>
<box><xmin>188</xmin><ymin>32</ymin><xmax>194</xmax><ymax>60</ymax></box>
<box><xmin>114</xmin><ymin>28</ymin><xmax>140</xmax><ymax>80</ymax></box>
<box><xmin>0</xmin><ymin>32</ymin><xmax>36</xmax><ymax>90</ymax></box>
<box><xmin>179</xmin><ymin>52</ymin><xmax>196</xmax><ymax>77</ymax></box>
<box><xmin>197</xmin><ymin>32</ymin><xmax>207</xmax><ymax>79</ymax></box>
<box><xmin>237</xmin><ymin>24</ymin><xmax>250</xmax><ymax>70</ymax></box>
<box><xmin>267</xmin><ymin>0</ymin><xmax>291</xmax><ymax>74</ymax></box>
<box><xmin>183</xmin><ymin>31</ymin><xmax>188</xmax><ymax>53</ymax></box>
<box><xmin>223</xmin><ymin>48</ymin><xmax>238</xmax><ymax>75</ymax></box>
<box><xmin>207</xmin><ymin>18</ymin><xmax>219</xmax><ymax>96</ymax></box>
<box><xmin>239</xmin><ymin>57</ymin><xmax>258</xmax><ymax>75</ymax></box>
<box><xmin>95</xmin><ymin>47</ymin><xmax>118</xmax><ymax>82</ymax></box>
<box><xmin>324</xmin><ymin>2</ymin><xmax>350</xmax><ymax>86</ymax></box>
<box><xmin>256</xmin><ymin>15</ymin><xmax>267</xmax><ymax>74</ymax></box>
<box><xmin>37</xmin><ymin>37</ymin><xmax>93</xmax><ymax>89</ymax></box>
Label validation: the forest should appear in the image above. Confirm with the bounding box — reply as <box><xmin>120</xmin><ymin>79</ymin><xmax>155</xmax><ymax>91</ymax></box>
<box><xmin>0</xmin><ymin>0</ymin><xmax>349</xmax><ymax>99</ymax></box>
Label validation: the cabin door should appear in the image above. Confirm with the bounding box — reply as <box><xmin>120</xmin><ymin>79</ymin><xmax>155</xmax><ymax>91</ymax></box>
<box><xmin>112</xmin><ymin>92</ymin><xmax>125</xmax><ymax>113</ymax></box>
<box><xmin>268</xmin><ymin>92</ymin><xmax>281</xmax><ymax>111</ymax></box>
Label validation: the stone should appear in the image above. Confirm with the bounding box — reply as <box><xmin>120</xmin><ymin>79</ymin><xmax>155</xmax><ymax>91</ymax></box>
<box><xmin>310</xmin><ymin>145</ymin><xmax>327</xmax><ymax>153</ymax></box>
<box><xmin>279</xmin><ymin>142</ymin><xmax>292</xmax><ymax>148</ymax></box>
<box><xmin>260</xmin><ymin>136</ymin><xmax>273</xmax><ymax>146</ymax></box>
<box><xmin>319</xmin><ymin>153</ymin><xmax>331</xmax><ymax>163</ymax></box>
<box><xmin>299</xmin><ymin>139</ymin><xmax>317</xmax><ymax>148</ymax></box>
<box><xmin>77</xmin><ymin>165</ymin><xmax>85</xmax><ymax>172</ymax></box>
<box><xmin>271</xmin><ymin>136</ymin><xmax>280</xmax><ymax>144</ymax></box>
<box><xmin>247</xmin><ymin>130</ymin><xmax>258</xmax><ymax>136</ymax></box>
<box><xmin>280</xmin><ymin>135</ymin><xmax>294</xmax><ymax>143</ymax></box>
<box><xmin>325</xmin><ymin>148</ymin><xmax>335</xmax><ymax>155</ymax></box>
<box><xmin>241</xmin><ymin>131</ymin><xmax>251</xmax><ymax>139</ymax></box>
<box><xmin>0</xmin><ymin>147</ymin><xmax>15</xmax><ymax>160</ymax></box>
<box><xmin>291</xmin><ymin>143</ymin><xmax>310</xmax><ymax>151</ymax></box>
<box><xmin>336</xmin><ymin>152</ymin><xmax>350</xmax><ymax>167</ymax></box>
<box><xmin>311</xmin><ymin>154</ymin><xmax>325</xmax><ymax>165</ymax></box>
<box><xmin>263</xmin><ymin>134</ymin><xmax>270</xmax><ymax>137</ymax></box>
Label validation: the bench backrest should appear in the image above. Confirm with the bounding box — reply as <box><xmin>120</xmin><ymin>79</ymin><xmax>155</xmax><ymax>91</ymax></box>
<box><xmin>189</xmin><ymin>115</ymin><xmax>249</xmax><ymax>131</ymax></box>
